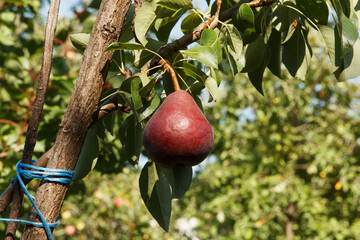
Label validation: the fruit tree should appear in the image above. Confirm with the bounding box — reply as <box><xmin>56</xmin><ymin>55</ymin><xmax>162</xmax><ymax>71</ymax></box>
<box><xmin>0</xmin><ymin>0</ymin><xmax>359</xmax><ymax>239</ymax></box>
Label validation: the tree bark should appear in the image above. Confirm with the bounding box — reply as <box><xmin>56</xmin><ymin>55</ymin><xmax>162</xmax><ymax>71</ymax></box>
<box><xmin>5</xmin><ymin>1</ymin><xmax>61</xmax><ymax>238</ymax></box>
<box><xmin>20</xmin><ymin>0</ymin><xmax>131</xmax><ymax>239</ymax></box>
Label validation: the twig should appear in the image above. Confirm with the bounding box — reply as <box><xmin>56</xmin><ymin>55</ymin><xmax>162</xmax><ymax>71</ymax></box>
<box><xmin>4</xmin><ymin>0</ymin><xmax>61</xmax><ymax>238</ymax></box>
<box><xmin>159</xmin><ymin>59</ymin><xmax>180</xmax><ymax>91</ymax></box>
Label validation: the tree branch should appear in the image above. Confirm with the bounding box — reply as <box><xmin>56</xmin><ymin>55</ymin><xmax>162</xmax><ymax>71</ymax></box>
<box><xmin>5</xmin><ymin>0</ymin><xmax>60</xmax><ymax>238</ymax></box>
<box><xmin>20</xmin><ymin>0</ymin><xmax>132</xmax><ymax>238</ymax></box>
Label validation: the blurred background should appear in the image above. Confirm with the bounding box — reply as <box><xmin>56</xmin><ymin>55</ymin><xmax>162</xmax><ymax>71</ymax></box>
<box><xmin>1</xmin><ymin>0</ymin><xmax>360</xmax><ymax>239</ymax></box>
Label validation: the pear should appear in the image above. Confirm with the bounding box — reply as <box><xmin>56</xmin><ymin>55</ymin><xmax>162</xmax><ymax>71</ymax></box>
<box><xmin>143</xmin><ymin>90</ymin><xmax>214</xmax><ymax>168</ymax></box>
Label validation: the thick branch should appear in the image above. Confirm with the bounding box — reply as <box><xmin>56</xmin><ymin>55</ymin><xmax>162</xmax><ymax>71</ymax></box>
<box><xmin>20</xmin><ymin>0</ymin><xmax>132</xmax><ymax>239</ymax></box>
<box><xmin>5</xmin><ymin>0</ymin><xmax>60</xmax><ymax>238</ymax></box>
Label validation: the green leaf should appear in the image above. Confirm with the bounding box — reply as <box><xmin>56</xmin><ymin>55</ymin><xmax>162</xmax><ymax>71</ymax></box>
<box><xmin>242</xmin><ymin>36</ymin><xmax>266</xmax><ymax>73</ymax></box>
<box><xmin>183</xmin><ymin>46</ymin><xmax>218</xmax><ymax>68</ymax></box>
<box><xmin>341</xmin><ymin>13</ymin><xmax>359</xmax><ymax>54</ymax></box>
<box><xmin>210</xmin><ymin>67</ymin><xmax>221</xmax><ymax>86</ymax></box>
<box><xmin>282</xmin><ymin>26</ymin><xmax>312</xmax><ymax>79</ymax></box>
<box><xmin>118</xmin><ymin>88</ymin><xmax>139</xmax><ymax>120</ymax></box>
<box><xmin>200</xmin><ymin>29</ymin><xmax>222</xmax><ymax>63</ymax></box>
<box><xmin>180</xmin><ymin>62</ymin><xmax>218</xmax><ymax>100</ymax></box>
<box><xmin>221</xmin><ymin>23</ymin><xmax>244</xmax><ymax>75</ymax></box>
<box><xmin>247</xmin><ymin>55</ymin><xmax>268</xmax><ymax>96</ymax></box>
<box><xmin>221</xmin><ymin>24</ymin><xmax>243</xmax><ymax>60</ymax></box>
<box><xmin>134</xmin><ymin>1</ymin><xmax>161</xmax><ymax>45</ymax></box>
<box><xmin>95</xmin><ymin>119</ymin><xmax>106</xmax><ymax>139</ymax></box>
<box><xmin>296</xmin><ymin>0</ymin><xmax>328</xmax><ymax>25</ymax></box>
<box><xmin>318</xmin><ymin>24</ymin><xmax>358</xmax><ymax>80</ymax></box>
<box><xmin>103</xmin><ymin>111</ymin><xmax>116</xmax><ymax>135</ymax></box>
<box><xmin>155</xmin><ymin>7</ymin><xmax>187</xmax><ymax>42</ymax></box>
<box><xmin>181</xmin><ymin>12</ymin><xmax>203</xmax><ymax>34</ymax></box>
<box><xmin>139</xmin><ymin>78</ymin><xmax>157</xmax><ymax>100</ymax></box>
<box><xmin>134</xmin><ymin>38</ymin><xmax>165</xmax><ymax>68</ymax></box>
<box><xmin>223</xmin><ymin>44</ymin><xmax>243</xmax><ymax>76</ymax></box>
<box><xmin>119</xmin><ymin>115</ymin><xmax>143</xmax><ymax>166</ymax></box>
<box><xmin>204</xmin><ymin>75</ymin><xmax>219</xmax><ymax>102</ymax></box>
<box><xmin>267</xmin><ymin>29</ymin><xmax>282</xmax><ymax>78</ymax></box>
<box><xmin>131</xmin><ymin>77</ymin><xmax>143</xmax><ymax>111</ymax></box>
<box><xmin>70</xmin><ymin>33</ymin><xmax>90</xmax><ymax>52</ymax></box>
<box><xmin>139</xmin><ymin>161</ymin><xmax>172</xmax><ymax>231</ymax></box>
<box><xmin>119</xmin><ymin>4</ymin><xmax>135</xmax><ymax>42</ymax></box>
<box><xmin>234</xmin><ymin>3</ymin><xmax>257</xmax><ymax>44</ymax></box>
<box><xmin>272</xmin><ymin>3</ymin><xmax>301</xmax><ymax>33</ymax></box>
<box><xmin>157</xmin><ymin>0</ymin><xmax>193</xmax><ymax>11</ymax></box>
<box><xmin>162</xmin><ymin>166</ymin><xmax>193</xmax><ymax>199</ymax></box>
<box><xmin>105</xmin><ymin>42</ymin><xmax>145</xmax><ymax>52</ymax></box>
<box><xmin>138</xmin><ymin>93</ymin><xmax>161</xmax><ymax>122</ymax></box>
<box><xmin>73</xmin><ymin>127</ymin><xmax>99</xmax><ymax>181</ymax></box>
<box><xmin>236</xmin><ymin>3</ymin><xmax>255</xmax><ymax>30</ymax></box>
<box><xmin>334</xmin><ymin>38</ymin><xmax>360</xmax><ymax>81</ymax></box>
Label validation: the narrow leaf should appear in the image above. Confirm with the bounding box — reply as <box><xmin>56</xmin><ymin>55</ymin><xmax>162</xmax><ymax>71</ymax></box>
<box><xmin>139</xmin><ymin>162</ymin><xmax>172</xmax><ymax>231</ymax></box>
<box><xmin>138</xmin><ymin>93</ymin><xmax>161</xmax><ymax>122</ymax></box>
<box><xmin>157</xmin><ymin>0</ymin><xmax>193</xmax><ymax>11</ymax></box>
<box><xmin>134</xmin><ymin>1</ymin><xmax>161</xmax><ymax>45</ymax></box>
<box><xmin>103</xmin><ymin>111</ymin><xmax>116</xmax><ymax>135</ymax></box>
<box><xmin>105</xmin><ymin>42</ymin><xmax>145</xmax><ymax>52</ymax></box>
<box><xmin>267</xmin><ymin>29</ymin><xmax>282</xmax><ymax>78</ymax></box>
<box><xmin>131</xmin><ymin>77</ymin><xmax>143</xmax><ymax>110</ymax></box>
<box><xmin>119</xmin><ymin>115</ymin><xmax>143</xmax><ymax>166</ymax></box>
<box><xmin>73</xmin><ymin>127</ymin><xmax>99</xmax><ymax>181</ymax></box>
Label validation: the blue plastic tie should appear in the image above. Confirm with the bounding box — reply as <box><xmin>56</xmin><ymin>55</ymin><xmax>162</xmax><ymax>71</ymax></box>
<box><xmin>0</xmin><ymin>160</ymin><xmax>74</xmax><ymax>240</ymax></box>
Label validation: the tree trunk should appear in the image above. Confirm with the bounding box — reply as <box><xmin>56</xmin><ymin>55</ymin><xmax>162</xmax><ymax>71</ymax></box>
<box><xmin>21</xmin><ymin>0</ymin><xmax>131</xmax><ymax>239</ymax></box>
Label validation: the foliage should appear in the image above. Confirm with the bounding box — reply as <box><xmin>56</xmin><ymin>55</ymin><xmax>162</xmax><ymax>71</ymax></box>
<box><xmin>1</xmin><ymin>0</ymin><xmax>360</xmax><ymax>238</ymax></box>
<box><xmin>54</xmin><ymin>40</ymin><xmax>360</xmax><ymax>239</ymax></box>
<box><xmin>179</xmin><ymin>52</ymin><xmax>360</xmax><ymax>239</ymax></box>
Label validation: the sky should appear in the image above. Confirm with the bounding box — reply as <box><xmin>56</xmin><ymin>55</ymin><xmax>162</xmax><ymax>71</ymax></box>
<box><xmin>40</xmin><ymin>0</ymin><xmax>81</xmax><ymax>19</ymax></box>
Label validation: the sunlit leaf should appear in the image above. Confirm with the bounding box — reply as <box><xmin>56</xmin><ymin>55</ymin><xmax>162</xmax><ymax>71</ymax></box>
<box><xmin>183</xmin><ymin>46</ymin><xmax>218</xmax><ymax>68</ymax></box>
<box><xmin>70</xmin><ymin>33</ymin><xmax>90</xmax><ymax>52</ymax></box>
<box><xmin>105</xmin><ymin>42</ymin><xmax>145</xmax><ymax>52</ymax></box>
<box><xmin>200</xmin><ymin>29</ymin><xmax>222</xmax><ymax>63</ymax></box>
<box><xmin>157</xmin><ymin>0</ymin><xmax>193</xmax><ymax>11</ymax></box>
<box><xmin>134</xmin><ymin>1</ymin><xmax>161</xmax><ymax>45</ymax></box>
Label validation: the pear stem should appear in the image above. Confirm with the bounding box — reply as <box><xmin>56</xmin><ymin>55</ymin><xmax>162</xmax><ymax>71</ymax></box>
<box><xmin>159</xmin><ymin>59</ymin><xmax>180</xmax><ymax>92</ymax></box>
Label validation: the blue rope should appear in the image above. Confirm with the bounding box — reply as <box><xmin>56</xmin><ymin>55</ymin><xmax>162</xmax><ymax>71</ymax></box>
<box><xmin>0</xmin><ymin>160</ymin><xmax>74</xmax><ymax>240</ymax></box>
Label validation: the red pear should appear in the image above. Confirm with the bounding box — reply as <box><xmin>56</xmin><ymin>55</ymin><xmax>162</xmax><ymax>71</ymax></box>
<box><xmin>143</xmin><ymin>90</ymin><xmax>214</xmax><ymax>168</ymax></box>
